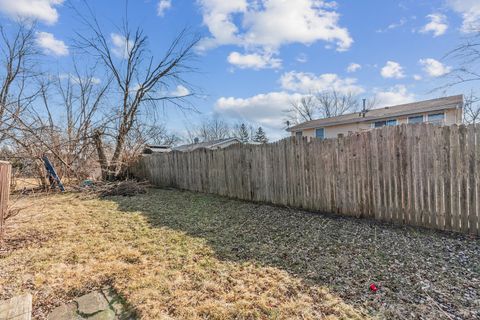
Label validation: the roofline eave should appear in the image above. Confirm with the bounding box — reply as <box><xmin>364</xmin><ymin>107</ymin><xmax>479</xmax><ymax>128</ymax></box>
<box><xmin>287</xmin><ymin>103</ymin><xmax>462</xmax><ymax>132</ymax></box>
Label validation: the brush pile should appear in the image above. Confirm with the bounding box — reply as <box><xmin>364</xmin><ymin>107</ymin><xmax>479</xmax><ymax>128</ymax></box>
<box><xmin>99</xmin><ymin>180</ymin><xmax>149</xmax><ymax>197</ymax></box>
<box><xmin>82</xmin><ymin>180</ymin><xmax>149</xmax><ymax>197</ymax></box>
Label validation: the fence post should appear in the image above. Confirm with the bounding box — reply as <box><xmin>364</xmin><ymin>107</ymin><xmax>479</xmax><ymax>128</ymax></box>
<box><xmin>0</xmin><ymin>161</ymin><xmax>12</xmax><ymax>239</ymax></box>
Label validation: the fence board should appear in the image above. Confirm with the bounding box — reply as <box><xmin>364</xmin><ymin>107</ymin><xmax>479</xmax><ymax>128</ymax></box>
<box><xmin>133</xmin><ymin>124</ymin><xmax>480</xmax><ymax>235</ymax></box>
<box><xmin>0</xmin><ymin>161</ymin><xmax>11</xmax><ymax>238</ymax></box>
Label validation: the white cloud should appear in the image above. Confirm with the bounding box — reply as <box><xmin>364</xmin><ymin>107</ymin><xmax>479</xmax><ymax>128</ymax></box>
<box><xmin>376</xmin><ymin>18</ymin><xmax>407</xmax><ymax>33</ymax></box>
<box><xmin>419</xmin><ymin>58</ymin><xmax>451</xmax><ymax>77</ymax></box>
<box><xmin>296</xmin><ymin>53</ymin><xmax>308</xmax><ymax>63</ymax></box>
<box><xmin>374</xmin><ymin>85</ymin><xmax>415</xmax><ymax>107</ymax></box>
<box><xmin>196</xmin><ymin>0</ymin><xmax>247</xmax><ymax>51</ymax></box>
<box><xmin>197</xmin><ymin>0</ymin><xmax>353</xmax><ymax>52</ymax></box>
<box><xmin>413</xmin><ymin>74</ymin><xmax>422</xmax><ymax>81</ymax></box>
<box><xmin>35</xmin><ymin>31</ymin><xmax>68</xmax><ymax>56</ymax></box>
<box><xmin>346</xmin><ymin>63</ymin><xmax>361</xmax><ymax>73</ymax></box>
<box><xmin>380</xmin><ymin>61</ymin><xmax>405</xmax><ymax>79</ymax></box>
<box><xmin>157</xmin><ymin>0</ymin><xmax>172</xmax><ymax>16</ymax></box>
<box><xmin>111</xmin><ymin>33</ymin><xmax>133</xmax><ymax>59</ymax></box>
<box><xmin>215</xmin><ymin>91</ymin><xmax>303</xmax><ymax>132</ymax></box>
<box><xmin>420</xmin><ymin>13</ymin><xmax>448</xmax><ymax>37</ymax></box>
<box><xmin>0</xmin><ymin>0</ymin><xmax>63</xmax><ymax>25</ymax></box>
<box><xmin>387</xmin><ymin>18</ymin><xmax>407</xmax><ymax>30</ymax></box>
<box><xmin>214</xmin><ymin>72</ymin><xmax>415</xmax><ymax>140</ymax></box>
<box><xmin>171</xmin><ymin>85</ymin><xmax>190</xmax><ymax>97</ymax></box>
<box><xmin>59</xmin><ymin>73</ymin><xmax>101</xmax><ymax>85</ymax></box>
<box><xmin>447</xmin><ymin>0</ymin><xmax>480</xmax><ymax>33</ymax></box>
<box><xmin>227</xmin><ymin>51</ymin><xmax>282</xmax><ymax>69</ymax></box>
<box><xmin>216</xmin><ymin>70</ymin><xmax>363</xmax><ymax>135</ymax></box>
<box><xmin>280</xmin><ymin>71</ymin><xmax>364</xmax><ymax>95</ymax></box>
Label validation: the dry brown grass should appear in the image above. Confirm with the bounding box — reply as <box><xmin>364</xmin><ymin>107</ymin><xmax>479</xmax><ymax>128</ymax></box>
<box><xmin>0</xmin><ymin>191</ymin><xmax>366</xmax><ymax>320</ymax></box>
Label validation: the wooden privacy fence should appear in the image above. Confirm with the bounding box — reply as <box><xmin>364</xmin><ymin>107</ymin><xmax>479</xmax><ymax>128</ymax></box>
<box><xmin>134</xmin><ymin>124</ymin><xmax>480</xmax><ymax>235</ymax></box>
<box><xmin>0</xmin><ymin>161</ymin><xmax>11</xmax><ymax>238</ymax></box>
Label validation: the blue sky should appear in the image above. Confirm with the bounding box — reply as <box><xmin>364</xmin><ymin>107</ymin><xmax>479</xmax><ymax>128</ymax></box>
<box><xmin>0</xmin><ymin>0</ymin><xmax>479</xmax><ymax>140</ymax></box>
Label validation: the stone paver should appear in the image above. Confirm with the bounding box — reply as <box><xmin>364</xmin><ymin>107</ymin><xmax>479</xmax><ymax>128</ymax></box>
<box><xmin>75</xmin><ymin>292</ymin><xmax>109</xmax><ymax>316</ymax></box>
<box><xmin>47</xmin><ymin>303</ymin><xmax>79</xmax><ymax>320</ymax></box>
<box><xmin>88</xmin><ymin>309</ymin><xmax>115</xmax><ymax>320</ymax></box>
<box><xmin>101</xmin><ymin>288</ymin><xmax>123</xmax><ymax>316</ymax></box>
<box><xmin>46</xmin><ymin>289</ymin><xmax>132</xmax><ymax>320</ymax></box>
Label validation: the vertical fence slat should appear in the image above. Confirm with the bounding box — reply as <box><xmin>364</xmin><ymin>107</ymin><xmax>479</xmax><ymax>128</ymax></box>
<box><xmin>442</xmin><ymin>126</ymin><xmax>451</xmax><ymax>231</ymax></box>
<box><xmin>468</xmin><ymin>124</ymin><xmax>477</xmax><ymax>234</ymax></box>
<box><xmin>459</xmin><ymin>125</ymin><xmax>469</xmax><ymax>233</ymax></box>
<box><xmin>0</xmin><ymin>161</ymin><xmax>12</xmax><ymax>238</ymax></box>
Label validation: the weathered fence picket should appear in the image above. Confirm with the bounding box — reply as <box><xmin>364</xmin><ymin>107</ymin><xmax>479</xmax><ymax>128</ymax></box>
<box><xmin>0</xmin><ymin>161</ymin><xmax>11</xmax><ymax>238</ymax></box>
<box><xmin>134</xmin><ymin>124</ymin><xmax>480</xmax><ymax>235</ymax></box>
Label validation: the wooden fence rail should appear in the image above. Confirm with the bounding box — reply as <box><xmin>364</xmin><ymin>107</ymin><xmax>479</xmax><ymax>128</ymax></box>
<box><xmin>133</xmin><ymin>123</ymin><xmax>480</xmax><ymax>235</ymax></box>
<box><xmin>0</xmin><ymin>161</ymin><xmax>11</xmax><ymax>238</ymax></box>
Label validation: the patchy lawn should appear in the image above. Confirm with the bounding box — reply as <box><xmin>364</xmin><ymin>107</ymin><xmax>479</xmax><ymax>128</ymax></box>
<box><xmin>1</xmin><ymin>190</ymin><xmax>364</xmax><ymax>320</ymax></box>
<box><xmin>1</xmin><ymin>189</ymin><xmax>479</xmax><ymax>319</ymax></box>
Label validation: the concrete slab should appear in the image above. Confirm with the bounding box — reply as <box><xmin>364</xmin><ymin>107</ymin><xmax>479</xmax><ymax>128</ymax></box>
<box><xmin>0</xmin><ymin>294</ymin><xmax>32</xmax><ymax>320</ymax></box>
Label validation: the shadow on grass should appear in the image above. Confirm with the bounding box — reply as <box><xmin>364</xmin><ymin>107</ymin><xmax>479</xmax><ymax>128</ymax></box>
<box><xmin>110</xmin><ymin>188</ymin><xmax>480</xmax><ymax>319</ymax></box>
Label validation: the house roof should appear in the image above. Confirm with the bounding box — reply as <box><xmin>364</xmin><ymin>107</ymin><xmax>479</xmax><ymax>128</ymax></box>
<box><xmin>143</xmin><ymin>145</ymin><xmax>172</xmax><ymax>154</ymax></box>
<box><xmin>287</xmin><ymin>95</ymin><xmax>463</xmax><ymax>132</ymax></box>
<box><xmin>172</xmin><ymin>137</ymin><xmax>241</xmax><ymax>152</ymax></box>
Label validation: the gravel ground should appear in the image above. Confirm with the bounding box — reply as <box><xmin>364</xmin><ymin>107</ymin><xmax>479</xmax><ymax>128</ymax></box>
<box><xmin>115</xmin><ymin>188</ymin><xmax>480</xmax><ymax>320</ymax></box>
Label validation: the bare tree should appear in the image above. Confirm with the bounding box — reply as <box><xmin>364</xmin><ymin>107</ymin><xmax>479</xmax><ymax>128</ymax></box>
<box><xmin>284</xmin><ymin>90</ymin><xmax>366</xmax><ymax>127</ymax></box>
<box><xmin>73</xmin><ymin>3</ymin><xmax>199</xmax><ymax>179</ymax></box>
<box><xmin>284</xmin><ymin>96</ymin><xmax>318</xmax><ymax>125</ymax></box>
<box><xmin>187</xmin><ymin>117</ymin><xmax>232</xmax><ymax>143</ymax></box>
<box><xmin>464</xmin><ymin>91</ymin><xmax>480</xmax><ymax>124</ymax></box>
<box><xmin>0</xmin><ymin>22</ymin><xmax>39</xmax><ymax>143</ymax></box>
<box><xmin>441</xmin><ymin>28</ymin><xmax>480</xmax><ymax>125</ymax></box>
<box><xmin>6</xmin><ymin>57</ymin><xmax>113</xmax><ymax>183</ymax></box>
<box><xmin>444</xmin><ymin>29</ymin><xmax>480</xmax><ymax>88</ymax></box>
<box><xmin>315</xmin><ymin>90</ymin><xmax>360</xmax><ymax>118</ymax></box>
<box><xmin>120</xmin><ymin>122</ymin><xmax>181</xmax><ymax>173</ymax></box>
<box><xmin>0</xmin><ymin>22</ymin><xmax>52</xmax><ymax>186</ymax></box>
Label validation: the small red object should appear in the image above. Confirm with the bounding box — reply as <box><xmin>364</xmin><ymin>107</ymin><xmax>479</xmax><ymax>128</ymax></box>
<box><xmin>369</xmin><ymin>283</ymin><xmax>378</xmax><ymax>292</ymax></box>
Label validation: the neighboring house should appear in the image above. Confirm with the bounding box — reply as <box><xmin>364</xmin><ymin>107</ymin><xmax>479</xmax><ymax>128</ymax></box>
<box><xmin>172</xmin><ymin>137</ymin><xmax>241</xmax><ymax>152</ymax></box>
<box><xmin>143</xmin><ymin>145</ymin><xmax>172</xmax><ymax>154</ymax></box>
<box><xmin>287</xmin><ymin>95</ymin><xmax>464</xmax><ymax>139</ymax></box>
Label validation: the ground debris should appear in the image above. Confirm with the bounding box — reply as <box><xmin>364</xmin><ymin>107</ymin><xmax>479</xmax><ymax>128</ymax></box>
<box><xmin>79</xmin><ymin>180</ymin><xmax>149</xmax><ymax>197</ymax></box>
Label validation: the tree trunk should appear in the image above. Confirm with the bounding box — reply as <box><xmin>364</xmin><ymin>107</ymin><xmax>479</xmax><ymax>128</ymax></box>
<box><xmin>93</xmin><ymin>130</ymin><xmax>109</xmax><ymax>180</ymax></box>
<box><xmin>107</xmin><ymin>124</ymin><xmax>128</xmax><ymax>180</ymax></box>
<box><xmin>33</xmin><ymin>158</ymin><xmax>49</xmax><ymax>189</ymax></box>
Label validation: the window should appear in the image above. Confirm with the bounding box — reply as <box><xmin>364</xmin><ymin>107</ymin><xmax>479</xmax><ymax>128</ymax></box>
<box><xmin>408</xmin><ymin>115</ymin><xmax>424</xmax><ymax>124</ymax></box>
<box><xmin>373</xmin><ymin>119</ymin><xmax>397</xmax><ymax>128</ymax></box>
<box><xmin>386</xmin><ymin>119</ymin><xmax>397</xmax><ymax>126</ymax></box>
<box><xmin>295</xmin><ymin>131</ymin><xmax>303</xmax><ymax>138</ymax></box>
<box><xmin>427</xmin><ymin>113</ymin><xmax>445</xmax><ymax>125</ymax></box>
<box><xmin>315</xmin><ymin>128</ymin><xmax>325</xmax><ymax>139</ymax></box>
